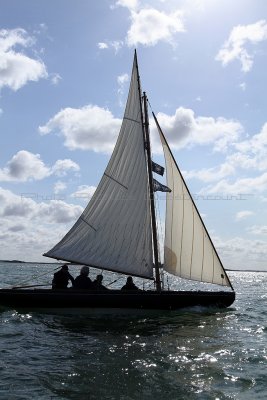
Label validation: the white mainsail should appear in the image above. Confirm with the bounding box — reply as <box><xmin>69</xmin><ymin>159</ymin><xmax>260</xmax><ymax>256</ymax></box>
<box><xmin>44</xmin><ymin>54</ymin><xmax>154</xmax><ymax>279</ymax></box>
<box><xmin>154</xmin><ymin>116</ymin><xmax>232</xmax><ymax>288</ymax></box>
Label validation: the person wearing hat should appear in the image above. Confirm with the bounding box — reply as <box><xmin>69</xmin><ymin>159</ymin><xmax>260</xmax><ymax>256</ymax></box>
<box><xmin>73</xmin><ymin>266</ymin><xmax>93</xmax><ymax>290</ymax></box>
<box><xmin>52</xmin><ymin>264</ymin><xmax>75</xmax><ymax>289</ymax></box>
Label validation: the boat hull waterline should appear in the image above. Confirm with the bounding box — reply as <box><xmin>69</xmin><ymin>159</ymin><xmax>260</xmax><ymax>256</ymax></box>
<box><xmin>0</xmin><ymin>289</ymin><xmax>235</xmax><ymax>310</ymax></box>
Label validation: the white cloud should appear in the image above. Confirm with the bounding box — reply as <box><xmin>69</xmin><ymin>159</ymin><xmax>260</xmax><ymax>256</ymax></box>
<box><xmin>98</xmin><ymin>42</ymin><xmax>109</xmax><ymax>49</ymax></box>
<box><xmin>0</xmin><ymin>187</ymin><xmax>83</xmax><ymax>261</ymax></box>
<box><xmin>39</xmin><ymin>105</ymin><xmax>242</xmax><ymax>155</ymax></box>
<box><xmin>117</xmin><ymin>73</ymin><xmax>129</xmax><ymax>106</ymax></box>
<box><xmin>216</xmin><ymin>20</ymin><xmax>267</xmax><ymax>72</ymax></box>
<box><xmin>50</xmin><ymin>73</ymin><xmax>62</xmax><ymax>85</ymax></box>
<box><xmin>151</xmin><ymin>107</ymin><xmax>243</xmax><ymax>153</ymax></box>
<box><xmin>51</xmin><ymin>159</ymin><xmax>80</xmax><ymax>177</ymax></box>
<box><xmin>111</xmin><ymin>40</ymin><xmax>124</xmax><ymax>53</ymax></box>
<box><xmin>126</xmin><ymin>8</ymin><xmax>185</xmax><ymax>47</ymax></box>
<box><xmin>203</xmin><ymin>171</ymin><xmax>267</xmax><ymax>195</ymax></box>
<box><xmin>0</xmin><ymin>28</ymin><xmax>48</xmax><ymax>91</ymax></box>
<box><xmin>54</xmin><ymin>181</ymin><xmax>67</xmax><ymax>194</ymax></box>
<box><xmin>71</xmin><ymin>185</ymin><xmax>96</xmax><ymax>201</ymax></box>
<box><xmin>39</xmin><ymin>105</ymin><xmax>121</xmax><ymax>153</ymax></box>
<box><xmin>0</xmin><ymin>151</ymin><xmax>50</xmax><ymax>182</ymax></box>
<box><xmin>235</xmin><ymin>210</ymin><xmax>254</xmax><ymax>220</ymax></box>
<box><xmin>185</xmin><ymin>163</ymin><xmax>235</xmax><ymax>183</ymax></box>
<box><xmin>97</xmin><ymin>41</ymin><xmax>123</xmax><ymax>53</ymax></box>
<box><xmin>177</xmin><ymin>119</ymin><xmax>267</xmax><ymax>194</ymax></box>
<box><xmin>247</xmin><ymin>225</ymin><xmax>267</xmax><ymax>235</ymax></box>
<box><xmin>218</xmin><ymin>235</ymin><xmax>267</xmax><ymax>270</ymax></box>
<box><xmin>0</xmin><ymin>150</ymin><xmax>80</xmax><ymax>182</ymax></box>
<box><xmin>117</xmin><ymin>73</ymin><xmax>129</xmax><ymax>86</ymax></box>
<box><xmin>36</xmin><ymin>200</ymin><xmax>82</xmax><ymax>224</ymax></box>
<box><xmin>0</xmin><ymin>187</ymin><xmax>82</xmax><ymax>223</ymax></box>
<box><xmin>225</xmin><ymin>123</ymin><xmax>267</xmax><ymax>173</ymax></box>
<box><xmin>239</xmin><ymin>82</ymin><xmax>246</xmax><ymax>91</ymax></box>
<box><xmin>115</xmin><ymin>0</ymin><xmax>139</xmax><ymax>10</ymax></box>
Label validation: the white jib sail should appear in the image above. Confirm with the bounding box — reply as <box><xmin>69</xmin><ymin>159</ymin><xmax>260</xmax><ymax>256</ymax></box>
<box><xmin>156</xmin><ymin>121</ymin><xmax>232</xmax><ymax>288</ymax></box>
<box><xmin>44</xmin><ymin>54</ymin><xmax>154</xmax><ymax>279</ymax></box>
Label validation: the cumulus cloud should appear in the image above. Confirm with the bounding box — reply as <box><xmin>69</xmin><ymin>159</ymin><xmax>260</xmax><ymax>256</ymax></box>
<box><xmin>0</xmin><ymin>150</ymin><xmax>80</xmax><ymax>182</ymax></box>
<box><xmin>71</xmin><ymin>185</ymin><xmax>96</xmax><ymax>201</ymax></box>
<box><xmin>39</xmin><ymin>105</ymin><xmax>122</xmax><ymax>153</ymax></box>
<box><xmin>50</xmin><ymin>73</ymin><xmax>62</xmax><ymax>85</ymax></box>
<box><xmin>202</xmin><ymin>171</ymin><xmax>267</xmax><ymax>195</ymax></box>
<box><xmin>36</xmin><ymin>200</ymin><xmax>82</xmax><ymax>224</ymax></box>
<box><xmin>98</xmin><ymin>42</ymin><xmax>108</xmax><ymax>49</ymax></box>
<box><xmin>97</xmin><ymin>41</ymin><xmax>123</xmax><ymax>53</ymax></box>
<box><xmin>0</xmin><ymin>28</ymin><xmax>48</xmax><ymax>91</ymax></box>
<box><xmin>151</xmin><ymin>107</ymin><xmax>243</xmax><ymax>153</ymax></box>
<box><xmin>0</xmin><ymin>187</ymin><xmax>82</xmax><ymax>223</ymax></box>
<box><xmin>219</xmin><ymin>235</ymin><xmax>267</xmax><ymax>270</ymax></box>
<box><xmin>185</xmin><ymin>163</ymin><xmax>235</xmax><ymax>183</ymax></box>
<box><xmin>216</xmin><ymin>20</ymin><xmax>267</xmax><ymax>72</ymax></box>
<box><xmin>0</xmin><ymin>187</ymin><xmax>83</xmax><ymax>261</ymax></box>
<box><xmin>54</xmin><ymin>181</ymin><xmax>67</xmax><ymax>194</ymax></box>
<box><xmin>0</xmin><ymin>151</ymin><xmax>50</xmax><ymax>181</ymax></box>
<box><xmin>51</xmin><ymin>159</ymin><xmax>80</xmax><ymax>177</ymax></box>
<box><xmin>232</xmin><ymin>123</ymin><xmax>267</xmax><ymax>170</ymax></box>
<box><xmin>235</xmin><ymin>210</ymin><xmax>255</xmax><ymax>220</ymax></box>
<box><xmin>189</xmin><ymin>120</ymin><xmax>267</xmax><ymax>196</ymax></box>
<box><xmin>126</xmin><ymin>8</ymin><xmax>185</xmax><ymax>47</ymax></box>
<box><xmin>108</xmin><ymin>2</ymin><xmax>185</xmax><ymax>48</ymax></box>
<box><xmin>39</xmin><ymin>105</ymin><xmax>242</xmax><ymax>155</ymax></box>
<box><xmin>115</xmin><ymin>0</ymin><xmax>139</xmax><ymax>10</ymax></box>
<box><xmin>247</xmin><ymin>225</ymin><xmax>267</xmax><ymax>235</ymax></box>
<box><xmin>117</xmin><ymin>73</ymin><xmax>129</xmax><ymax>106</ymax></box>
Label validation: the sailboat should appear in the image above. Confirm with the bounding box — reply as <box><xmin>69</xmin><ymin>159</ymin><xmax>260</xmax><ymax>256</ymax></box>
<box><xmin>0</xmin><ymin>52</ymin><xmax>235</xmax><ymax>310</ymax></box>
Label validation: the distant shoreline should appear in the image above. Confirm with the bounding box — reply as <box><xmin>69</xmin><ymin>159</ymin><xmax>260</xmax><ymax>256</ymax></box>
<box><xmin>0</xmin><ymin>260</ymin><xmax>59</xmax><ymax>264</ymax></box>
<box><xmin>0</xmin><ymin>260</ymin><xmax>266</xmax><ymax>272</ymax></box>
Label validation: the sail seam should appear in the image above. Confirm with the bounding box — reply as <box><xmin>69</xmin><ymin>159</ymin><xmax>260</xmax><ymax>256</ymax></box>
<box><xmin>80</xmin><ymin>216</ymin><xmax>97</xmax><ymax>231</ymax></box>
<box><xmin>104</xmin><ymin>173</ymin><xmax>128</xmax><ymax>190</ymax></box>
<box><xmin>124</xmin><ymin>116</ymin><xmax>141</xmax><ymax>124</ymax></box>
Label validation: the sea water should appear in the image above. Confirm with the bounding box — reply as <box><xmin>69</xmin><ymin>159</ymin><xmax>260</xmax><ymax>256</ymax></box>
<box><xmin>0</xmin><ymin>262</ymin><xmax>266</xmax><ymax>400</ymax></box>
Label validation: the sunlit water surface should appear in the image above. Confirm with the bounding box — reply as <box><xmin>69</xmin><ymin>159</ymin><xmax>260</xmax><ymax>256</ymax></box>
<box><xmin>0</xmin><ymin>263</ymin><xmax>266</xmax><ymax>399</ymax></box>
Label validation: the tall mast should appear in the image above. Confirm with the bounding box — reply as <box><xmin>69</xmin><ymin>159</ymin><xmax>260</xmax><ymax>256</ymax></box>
<box><xmin>143</xmin><ymin>92</ymin><xmax>162</xmax><ymax>292</ymax></box>
<box><xmin>134</xmin><ymin>51</ymin><xmax>161</xmax><ymax>291</ymax></box>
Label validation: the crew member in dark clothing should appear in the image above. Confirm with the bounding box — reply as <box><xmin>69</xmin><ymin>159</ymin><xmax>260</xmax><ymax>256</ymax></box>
<box><xmin>92</xmin><ymin>274</ymin><xmax>109</xmax><ymax>291</ymax></box>
<box><xmin>52</xmin><ymin>264</ymin><xmax>74</xmax><ymax>289</ymax></box>
<box><xmin>73</xmin><ymin>266</ymin><xmax>92</xmax><ymax>290</ymax></box>
<box><xmin>121</xmin><ymin>276</ymin><xmax>140</xmax><ymax>291</ymax></box>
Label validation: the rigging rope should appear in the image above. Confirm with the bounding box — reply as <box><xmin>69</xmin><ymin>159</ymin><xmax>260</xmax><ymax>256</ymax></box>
<box><xmin>9</xmin><ymin>265</ymin><xmax>63</xmax><ymax>289</ymax></box>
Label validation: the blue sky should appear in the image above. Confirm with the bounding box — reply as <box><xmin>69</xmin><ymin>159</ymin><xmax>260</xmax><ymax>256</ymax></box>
<box><xmin>0</xmin><ymin>0</ymin><xmax>267</xmax><ymax>270</ymax></box>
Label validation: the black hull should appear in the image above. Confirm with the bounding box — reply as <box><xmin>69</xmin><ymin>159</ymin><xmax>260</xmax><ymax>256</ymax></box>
<box><xmin>0</xmin><ymin>289</ymin><xmax>235</xmax><ymax>310</ymax></box>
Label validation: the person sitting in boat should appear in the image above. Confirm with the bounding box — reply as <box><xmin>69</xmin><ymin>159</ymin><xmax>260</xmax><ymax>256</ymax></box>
<box><xmin>73</xmin><ymin>266</ymin><xmax>93</xmax><ymax>290</ymax></box>
<box><xmin>52</xmin><ymin>264</ymin><xmax>74</xmax><ymax>289</ymax></box>
<box><xmin>92</xmin><ymin>274</ymin><xmax>109</xmax><ymax>291</ymax></box>
<box><xmin>121</xmin><ymin>276</ymin><xmax>141</xmax><ymax>291</ymax></box>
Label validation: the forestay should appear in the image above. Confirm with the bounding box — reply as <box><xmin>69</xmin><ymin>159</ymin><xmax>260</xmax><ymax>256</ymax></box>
<box><xmin>44</xmin><ymin>54</ymin><xmax>154</xmax><ymax>279</ymax></box>
<box><xmin>154</xmin><ymin>117</ymin><xmax>232</xmax><ymax>288</ymax></box>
